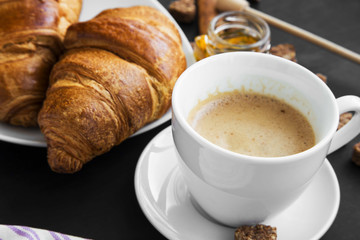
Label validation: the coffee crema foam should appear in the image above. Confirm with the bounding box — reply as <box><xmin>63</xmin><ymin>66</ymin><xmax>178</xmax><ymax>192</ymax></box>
<box><xmin>188</xmin><ymin>90</ymin><xmax>315</xmax><ymax>157</ymax></box>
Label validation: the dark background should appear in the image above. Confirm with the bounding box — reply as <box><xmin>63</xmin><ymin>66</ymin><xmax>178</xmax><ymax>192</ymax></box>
<box><xmin>0</xmin><ymin>0</ymin><xmax>360</xmax><ymax>239</ymax></box>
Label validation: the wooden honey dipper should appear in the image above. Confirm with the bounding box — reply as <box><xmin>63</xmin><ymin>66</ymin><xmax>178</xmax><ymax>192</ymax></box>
<box><xmin>214</xmin><ymin>0</ymin><xmax>360</xmax><ymax>64</ymax></box>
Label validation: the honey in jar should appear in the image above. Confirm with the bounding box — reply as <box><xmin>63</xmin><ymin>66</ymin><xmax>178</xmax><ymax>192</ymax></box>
<box><xmin>194</xmin><ymin>11</ymin><xmax>271</xmax><ymax>61</ymax></box>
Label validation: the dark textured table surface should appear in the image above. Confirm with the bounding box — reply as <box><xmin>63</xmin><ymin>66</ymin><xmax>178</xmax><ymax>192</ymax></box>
<box><xmin>0</xmin><ymin>0</ymin><xmax>359</xmax><ymax>239</ymax></box>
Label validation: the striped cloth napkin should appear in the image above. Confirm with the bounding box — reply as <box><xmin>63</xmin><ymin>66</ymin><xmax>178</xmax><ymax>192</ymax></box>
<box><xmin>0</xmin><ymin>225</ymin><xmax>90</xmax><ymax>240</ymax></box>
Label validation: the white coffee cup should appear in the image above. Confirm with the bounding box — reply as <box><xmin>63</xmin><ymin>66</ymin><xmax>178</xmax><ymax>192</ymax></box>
<box><xmin>171</xmin><ymin>52</ymin><xmax>360</xmax><ymax>227</ymax></box>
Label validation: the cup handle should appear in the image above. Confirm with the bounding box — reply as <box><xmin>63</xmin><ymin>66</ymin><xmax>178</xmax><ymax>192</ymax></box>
<box><xmin>328</xmin><ymin>95</ymin><xmax>360</xmax><ymax>154</ymax></box>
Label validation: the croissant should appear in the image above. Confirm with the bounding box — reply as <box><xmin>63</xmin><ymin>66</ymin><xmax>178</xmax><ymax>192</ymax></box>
<box><xmin>0</xmin><ymin>0</ymin><xmax>82</xmax><ymax>127</ymax></box>
<box><xmin>38</xmin><ymin>6</ymin><xmax>187</xmax><ymax>173</ymax></box>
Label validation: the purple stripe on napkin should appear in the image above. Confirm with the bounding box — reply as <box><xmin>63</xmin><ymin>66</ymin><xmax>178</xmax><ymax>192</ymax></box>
<box><xmin>58</xmin><ymin>233</ymin><xmax>72</xmax><ymax>240</ymax></box>
<box><xmin>50</xmin><ymin>231</ymin><xmax>74</xmax><ymax>240</ymax></box>
<box><xmin>49</xmin><ymin>231</ymin><xmax>62</xmax><ymax>240</ymax></box>
<box><xmin>21</xmin><ymin>226</ymin><xmax>41</xmax><ymax>240</ymax></box>
<box><xmin>8</xmin><ymin>226</ymin><xmax>34</xmax><ymax>240</ymax></box>
<box><xmin>3</xmin><ymin>225</ymin><xmax>91</xmax><ymax>240</ymax></box>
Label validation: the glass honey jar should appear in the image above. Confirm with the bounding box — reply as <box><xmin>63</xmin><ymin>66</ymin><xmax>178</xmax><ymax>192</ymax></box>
<box><xmin>194</xmin><ymin>11</ymin><xmax>271</xmax><ymax>61</ymax></box>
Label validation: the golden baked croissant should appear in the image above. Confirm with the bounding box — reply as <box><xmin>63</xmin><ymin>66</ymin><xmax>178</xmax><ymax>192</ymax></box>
<box><xmin>38</xmin><ymin>6</ymin><xmax>187</xmax><ymax>173</ymax></box>
<box><xmin>0</xmin><ymin>0</ymin><xmax>82</xmax><ymax>127</ymax></box>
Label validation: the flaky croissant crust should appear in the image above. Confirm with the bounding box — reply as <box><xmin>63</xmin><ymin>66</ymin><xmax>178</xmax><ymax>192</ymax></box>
<box><xmin>0</xmin><ymin>0</ymin><xmax>82</xmax><ymax>126</ymax></box>
<box><xmin>38</xmin><ymin>6</ymin><xmax>186</xmax><ymax>173</ymax></box>
<box><xmin>64</xmin><ymin>6</ymin><xmax>185</xmax><ymax>118</ymax></box>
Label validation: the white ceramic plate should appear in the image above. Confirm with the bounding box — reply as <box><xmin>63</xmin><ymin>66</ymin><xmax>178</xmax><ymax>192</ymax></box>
<box><xmin>0</xmin><ymin>0</ymin><xmax>195</xmax><ymax>148</ymax></box>
<box><xmin>135</xmin><ymin>126</ymin><xmax>340</xmax><ymax>240</ymax></box>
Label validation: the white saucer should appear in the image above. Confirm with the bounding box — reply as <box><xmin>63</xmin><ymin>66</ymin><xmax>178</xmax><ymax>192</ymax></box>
<box><xmin>135</xmin><ymin>126</ymin><xmax>340</xmax><ymax>240</ymax></box>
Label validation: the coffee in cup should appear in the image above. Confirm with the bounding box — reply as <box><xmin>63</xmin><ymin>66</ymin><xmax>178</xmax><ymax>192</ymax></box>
<box><xmin>187</xmin><ymin>90</ymin><xmax>315</xmax><ymax>157</ymax></box>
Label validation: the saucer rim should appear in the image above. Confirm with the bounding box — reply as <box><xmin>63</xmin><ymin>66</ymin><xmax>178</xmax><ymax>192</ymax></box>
<box><xmin>134</xmin><ymin>126</ymin><xmax>340</xmax><ymax>240</ymax></box>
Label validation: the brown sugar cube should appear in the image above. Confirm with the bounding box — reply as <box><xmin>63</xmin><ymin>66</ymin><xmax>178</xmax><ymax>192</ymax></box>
<box><xmin>338</xmin><ymin>112</ymin><xmax>353</xmax><ymax>130</ymax></box>
<box><xmin>270</xmin><ymin>43</ymin><xmax>297</xmax><ymax>62</ymax></box>
<box><xmin>234</xmin><ymin>224</ymin><xmax>277</xmax><ymax>240</ymax></box>
<box><xmin>352</xmin><ymin>142</ymin><xmax>360</xmax><ymax>166</ymax></box>
<box><xmin>168</xmin><ymin>0</ymin><xmax>196</xmax><ymax>23</ymax></box>
<box><xmin>316</xmin><ymin>73</ymin><xmax>327</xmax><ymax>83</ymax></box>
